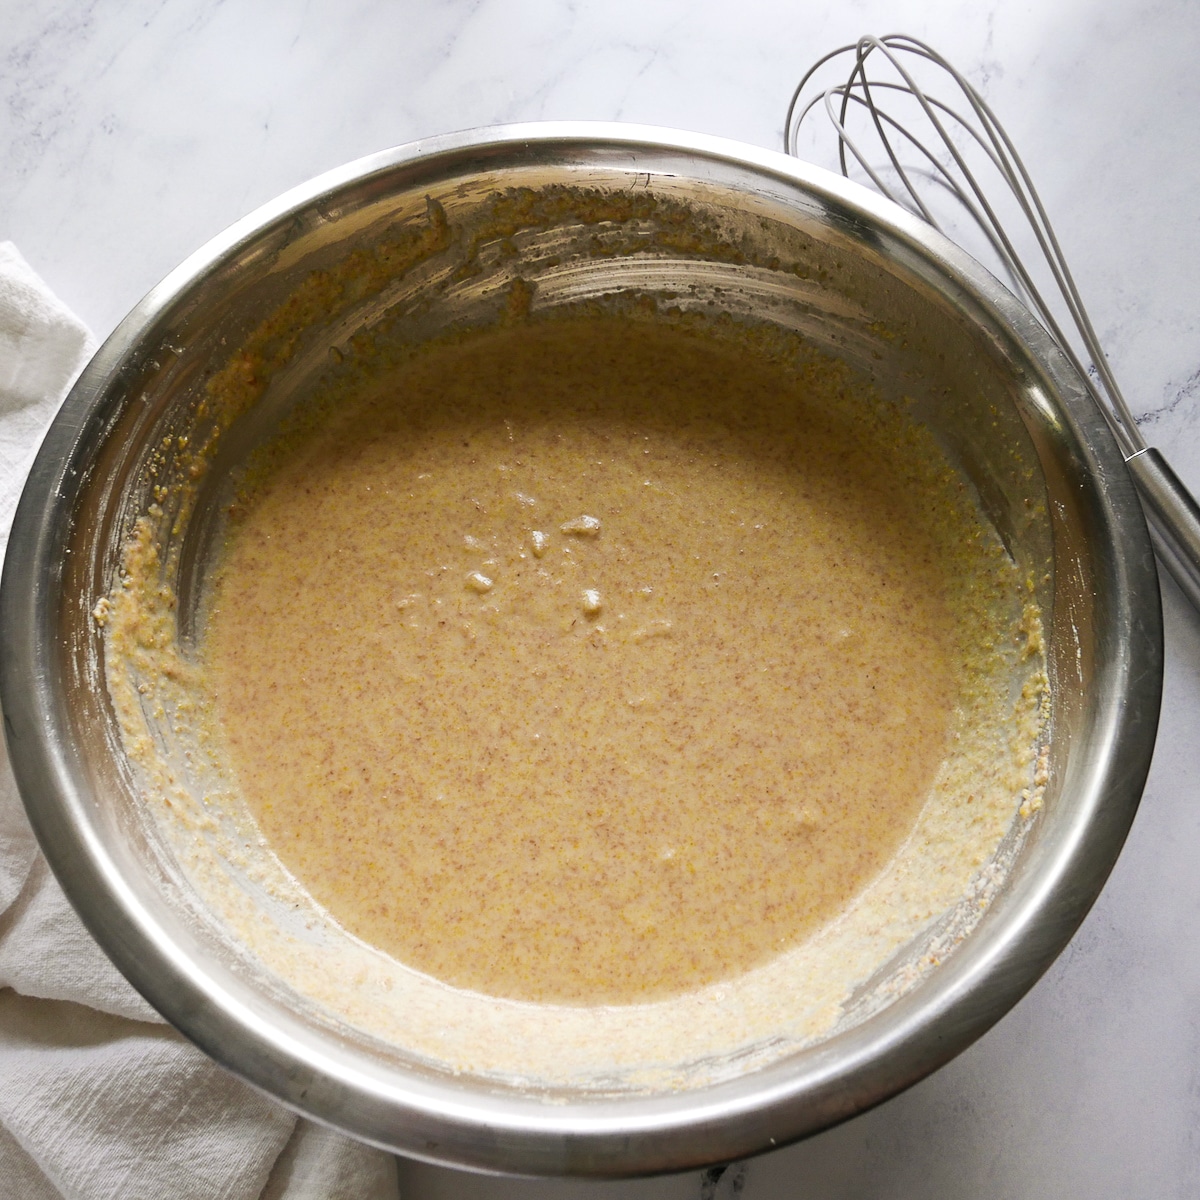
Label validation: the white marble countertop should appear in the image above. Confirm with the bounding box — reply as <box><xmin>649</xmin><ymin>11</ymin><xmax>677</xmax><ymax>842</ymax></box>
<box><xmin>5</xmin><ymin>2</ymin><xmax>1200</xmax><ymax>1196</ymax></box>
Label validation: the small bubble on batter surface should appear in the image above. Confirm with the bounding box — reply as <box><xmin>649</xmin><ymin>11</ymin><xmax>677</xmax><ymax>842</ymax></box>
<box><xmin>561</xmin><ymin>515</ymin><xmax>601</xmax><ymax>536</ymax></box>
<box><xmin>632</xmin><ymin>618</ymin><xmax>673</xmax><ymax>643</ymax></box>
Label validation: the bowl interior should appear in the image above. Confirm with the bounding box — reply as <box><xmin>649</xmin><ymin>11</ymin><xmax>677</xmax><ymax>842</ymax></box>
<box><xmin>2</xmin><ymin>128</ymin><xmax>1160</xmax><ymax>1174</ymax></box>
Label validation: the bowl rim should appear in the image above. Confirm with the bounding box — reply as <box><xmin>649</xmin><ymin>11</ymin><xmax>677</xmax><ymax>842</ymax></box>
<box><xmin>0</xmin><ymin>122</ymin><xmax>1163</xmax><ymax>1176</ymax></box>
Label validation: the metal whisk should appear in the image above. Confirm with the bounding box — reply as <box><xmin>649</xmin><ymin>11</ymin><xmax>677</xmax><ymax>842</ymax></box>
<box><xmin>785</xmin><ymin>33</ymin><xmax>1200</xmax><ymax>612</ymax></box>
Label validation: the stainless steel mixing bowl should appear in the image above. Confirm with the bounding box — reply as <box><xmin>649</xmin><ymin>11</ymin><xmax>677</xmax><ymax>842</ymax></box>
<box><xmin>0</xmin><ymin>124</ymin><xmax>1161</xmax><ymax>1176</ymax></box>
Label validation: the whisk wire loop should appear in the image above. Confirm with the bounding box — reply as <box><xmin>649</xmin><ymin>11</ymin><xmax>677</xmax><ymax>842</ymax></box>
<box><xmin>817</xmin><ymin>84</ymin><xmax>1016</xmax><ymax>271</ymax></box>
<box><xmin>787</xmin><ymin>32</ymin><xmax>1200</xmax><ymax>611</ymax></box>
<box><xmin>785</xmin><ymin>33</ymin><xmax>1142</xmax><ymax>456</ymax></box>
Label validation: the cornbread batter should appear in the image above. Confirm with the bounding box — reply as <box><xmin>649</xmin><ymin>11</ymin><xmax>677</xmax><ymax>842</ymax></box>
<box><xmin>201</xmin><ymin>315</ymin><xmax>979</xmax><ymax>1005</ymax></box>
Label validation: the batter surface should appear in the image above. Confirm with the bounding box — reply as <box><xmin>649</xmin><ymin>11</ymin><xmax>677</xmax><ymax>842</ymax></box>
<box><xmin>201</xmin><ymin>316</ymin><xmax>974</xmax><ymax>1005</ymax></box>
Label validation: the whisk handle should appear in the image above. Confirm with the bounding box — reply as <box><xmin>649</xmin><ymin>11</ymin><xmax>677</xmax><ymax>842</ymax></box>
<box><xmin>1126</xmin><ymin>447</ymin><xmax>1200</xmax><ymax>612</ymax></box>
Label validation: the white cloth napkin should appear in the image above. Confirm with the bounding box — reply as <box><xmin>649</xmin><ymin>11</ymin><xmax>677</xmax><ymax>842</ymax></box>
<box><xmin>0</xmin><ymin>243</ymin><xmax>400</xmax><ymax>1200</ymax></box>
